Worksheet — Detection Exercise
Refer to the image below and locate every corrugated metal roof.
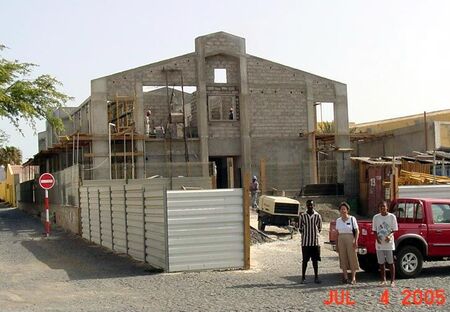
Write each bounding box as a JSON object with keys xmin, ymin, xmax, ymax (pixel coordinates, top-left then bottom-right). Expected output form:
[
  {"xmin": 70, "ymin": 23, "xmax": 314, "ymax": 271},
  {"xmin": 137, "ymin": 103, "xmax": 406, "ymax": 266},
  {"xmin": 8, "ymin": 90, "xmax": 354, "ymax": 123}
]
[{"xmin": 351, "ymin": 157, "xmax": 401, "ymax": 165}]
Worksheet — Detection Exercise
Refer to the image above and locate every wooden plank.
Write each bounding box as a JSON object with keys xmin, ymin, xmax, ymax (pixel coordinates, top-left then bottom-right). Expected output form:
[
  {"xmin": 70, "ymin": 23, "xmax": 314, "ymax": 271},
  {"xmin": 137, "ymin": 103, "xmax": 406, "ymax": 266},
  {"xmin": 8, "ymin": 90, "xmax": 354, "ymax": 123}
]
[
  {"xmin": 243, "ymin": 171, "xmax": 250, "ymax": 270},
  {"xmin": 260, "ymin": 158, "xmax": 266, "ymax": 195}
]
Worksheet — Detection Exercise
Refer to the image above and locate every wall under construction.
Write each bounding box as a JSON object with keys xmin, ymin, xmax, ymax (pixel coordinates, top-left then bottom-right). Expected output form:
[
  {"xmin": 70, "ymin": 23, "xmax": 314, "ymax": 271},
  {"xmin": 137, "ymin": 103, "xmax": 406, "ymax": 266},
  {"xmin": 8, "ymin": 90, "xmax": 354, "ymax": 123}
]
[{"xmin": 38, "ymin": 32, "xmax": 351, "ymax": 193}]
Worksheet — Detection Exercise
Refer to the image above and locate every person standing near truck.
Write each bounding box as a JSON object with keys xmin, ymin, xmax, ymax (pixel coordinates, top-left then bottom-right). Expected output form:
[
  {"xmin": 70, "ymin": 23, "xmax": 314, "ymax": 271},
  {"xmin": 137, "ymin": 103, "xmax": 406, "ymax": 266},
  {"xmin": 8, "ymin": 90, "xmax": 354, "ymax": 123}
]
[
  {"xmin": 299, "ymin": 200, "xmax": 322, "ymax": 284},
  {"xmin": 335, "ymin": 202, "xmax": 359, "ymax": 284},
  {"xmin": 372, "ymin": 200, "xmax": 398, "ymax": 287}
]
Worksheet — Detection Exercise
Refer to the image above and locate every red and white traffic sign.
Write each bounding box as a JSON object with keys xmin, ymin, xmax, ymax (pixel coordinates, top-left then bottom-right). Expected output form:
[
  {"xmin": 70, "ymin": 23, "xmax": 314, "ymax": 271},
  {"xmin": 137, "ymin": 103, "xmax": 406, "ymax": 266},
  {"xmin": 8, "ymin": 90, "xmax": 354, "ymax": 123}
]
[
  {"xmin": 39, "ymin": 173, "xmax": 55, "ymax": 237},
  {"xmin": 39, "ymin": 173, "xmax": 55, "ymax": 190}
]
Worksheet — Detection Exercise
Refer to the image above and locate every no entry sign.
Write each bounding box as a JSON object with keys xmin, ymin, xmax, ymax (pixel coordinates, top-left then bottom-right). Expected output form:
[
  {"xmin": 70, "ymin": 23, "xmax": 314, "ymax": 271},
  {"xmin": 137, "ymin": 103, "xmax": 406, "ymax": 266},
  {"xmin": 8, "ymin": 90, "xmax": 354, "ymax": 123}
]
[{"xmin": 39, "ymin": 173, "xmax": 55, "ymax": 190}]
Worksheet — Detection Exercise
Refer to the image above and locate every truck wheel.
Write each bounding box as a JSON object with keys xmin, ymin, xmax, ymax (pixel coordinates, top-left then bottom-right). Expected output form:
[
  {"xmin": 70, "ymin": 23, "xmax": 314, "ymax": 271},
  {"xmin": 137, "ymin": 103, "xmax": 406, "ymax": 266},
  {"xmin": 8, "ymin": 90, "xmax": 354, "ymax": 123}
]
[
  {"xmin": 396, "ymin": 246, "xmax": 423, "ymax": 278},
  {"xmin": 258, "ymin": 219, "xmax": 266, "ymax": 232},
  {"xmin": 358, "ymin": 255, "xmax": 378, "ymax": 273}
]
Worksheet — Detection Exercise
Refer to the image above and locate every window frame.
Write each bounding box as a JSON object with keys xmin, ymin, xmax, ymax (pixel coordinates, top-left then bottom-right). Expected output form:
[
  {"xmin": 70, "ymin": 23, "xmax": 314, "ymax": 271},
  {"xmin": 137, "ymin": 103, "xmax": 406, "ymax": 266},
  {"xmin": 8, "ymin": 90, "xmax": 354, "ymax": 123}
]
[{"xmin": 207, "ymin": 95, "xmax": 238, "ymax": 121}]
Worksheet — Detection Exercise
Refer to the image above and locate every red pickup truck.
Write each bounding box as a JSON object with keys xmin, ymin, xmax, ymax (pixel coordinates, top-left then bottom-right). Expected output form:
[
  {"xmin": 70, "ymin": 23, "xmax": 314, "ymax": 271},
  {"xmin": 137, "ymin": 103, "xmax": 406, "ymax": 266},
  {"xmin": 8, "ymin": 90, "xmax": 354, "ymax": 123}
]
[{"xmin": 329, "ymin": 198, "xmax": 450, "ymax": 278}]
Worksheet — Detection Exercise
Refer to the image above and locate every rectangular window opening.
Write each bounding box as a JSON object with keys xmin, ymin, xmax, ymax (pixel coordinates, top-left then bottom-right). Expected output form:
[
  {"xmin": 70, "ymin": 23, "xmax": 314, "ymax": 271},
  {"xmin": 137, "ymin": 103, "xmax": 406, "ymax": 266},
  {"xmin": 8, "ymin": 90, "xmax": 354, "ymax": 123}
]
[
  {"xmin": 214, "ymin": 68, "xmax": 227, "ymax": 83},
  {"xmin": 315, "ymin": 102, "xmax": 335, "ymax": 134},
  {"xmin": 207, "ymin": 95, "xmax": 239, "ymax": 121},
  {"xmin": 142, "ymin": 85, "xmax": 198, "ymax": 138}
]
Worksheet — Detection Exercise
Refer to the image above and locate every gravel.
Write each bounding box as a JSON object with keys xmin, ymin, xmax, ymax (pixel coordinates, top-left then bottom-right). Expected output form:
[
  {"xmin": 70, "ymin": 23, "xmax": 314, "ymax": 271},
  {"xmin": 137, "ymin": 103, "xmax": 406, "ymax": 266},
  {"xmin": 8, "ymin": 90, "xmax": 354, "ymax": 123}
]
[{"xmin": 1, "ymin": 207, "xmax": 450, "ymax": 311}]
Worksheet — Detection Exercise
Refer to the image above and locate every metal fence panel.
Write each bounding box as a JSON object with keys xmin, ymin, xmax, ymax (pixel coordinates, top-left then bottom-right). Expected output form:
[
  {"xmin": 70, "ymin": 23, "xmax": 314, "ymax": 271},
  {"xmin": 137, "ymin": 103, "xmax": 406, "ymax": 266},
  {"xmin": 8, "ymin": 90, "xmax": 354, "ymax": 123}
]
[
  {"xmin": 111, "ymin": 185, "xmax": 126, "ymax": 253},
  {"xmin": 144, "ymin": 186, "xmax": 167, "ymax": 270},
  {"xmin": 88, "ymin": 188, "xmax": 101, "ymax": 245},
  {"xmin": 80, "ymin": 187, "xmax": 90, "ymax": 241},
  {"xmin": 99, "ymin": 186, "xmax": 113, "ymax": 249},
  {"xmin": 125, "ymin": 185, "xmax": 145, "ymax": 261},
  {"xmin": 166, "ymin": 189, "xmax": 244, "ymax": 272}
]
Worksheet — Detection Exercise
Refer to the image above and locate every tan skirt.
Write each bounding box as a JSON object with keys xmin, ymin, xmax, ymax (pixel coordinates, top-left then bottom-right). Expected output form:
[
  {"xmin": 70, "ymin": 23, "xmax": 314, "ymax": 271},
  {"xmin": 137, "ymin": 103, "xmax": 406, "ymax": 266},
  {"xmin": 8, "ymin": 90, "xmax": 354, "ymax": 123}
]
[{"xmin": 337, "ymin": 233, "xmax": 359, "ymax": 271}]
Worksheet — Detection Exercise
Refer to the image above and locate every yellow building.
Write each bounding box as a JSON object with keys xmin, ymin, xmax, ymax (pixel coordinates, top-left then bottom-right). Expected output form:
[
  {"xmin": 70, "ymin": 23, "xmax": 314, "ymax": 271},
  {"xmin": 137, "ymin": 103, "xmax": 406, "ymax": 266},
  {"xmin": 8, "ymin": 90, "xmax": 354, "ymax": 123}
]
[
  {"xmin": 352, "ymin": 109, "xmax": 450, "ymax": 157},
  {"xmin": 0, "ymin": 165, "xmax": 22, "ymax": 206},
  {"xmin": 352, "ymin": 109, "xmax": 450, "ymax": 134}
]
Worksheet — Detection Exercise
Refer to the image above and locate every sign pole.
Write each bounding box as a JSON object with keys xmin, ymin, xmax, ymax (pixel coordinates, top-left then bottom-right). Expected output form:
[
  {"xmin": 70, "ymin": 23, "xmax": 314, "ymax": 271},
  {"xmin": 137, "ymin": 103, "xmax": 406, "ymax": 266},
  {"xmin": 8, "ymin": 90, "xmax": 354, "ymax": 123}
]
[
  {"xmin": 39, "ymin": 172, "xmax": 55, "ymax": 237},
  {"xmin": 44, "ymin": 189, "xmax": 50, "ymax": 237}
]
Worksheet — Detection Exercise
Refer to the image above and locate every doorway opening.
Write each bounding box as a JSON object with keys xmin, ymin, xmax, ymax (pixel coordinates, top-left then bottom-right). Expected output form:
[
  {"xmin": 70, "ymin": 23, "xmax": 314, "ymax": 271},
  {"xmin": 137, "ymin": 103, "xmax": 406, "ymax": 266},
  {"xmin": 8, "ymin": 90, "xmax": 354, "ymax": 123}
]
[{"xmin": 210, "ymin": 156, "xmax": 240, "ymax": 189}]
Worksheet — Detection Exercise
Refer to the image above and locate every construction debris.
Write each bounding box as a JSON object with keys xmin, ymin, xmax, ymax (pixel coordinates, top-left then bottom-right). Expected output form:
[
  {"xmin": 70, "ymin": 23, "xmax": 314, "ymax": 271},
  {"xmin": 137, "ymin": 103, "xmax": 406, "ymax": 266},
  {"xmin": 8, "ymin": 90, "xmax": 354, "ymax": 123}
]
[{"xmin": 250, "ymin": 226, "xmax": 274, "ymax": 245}]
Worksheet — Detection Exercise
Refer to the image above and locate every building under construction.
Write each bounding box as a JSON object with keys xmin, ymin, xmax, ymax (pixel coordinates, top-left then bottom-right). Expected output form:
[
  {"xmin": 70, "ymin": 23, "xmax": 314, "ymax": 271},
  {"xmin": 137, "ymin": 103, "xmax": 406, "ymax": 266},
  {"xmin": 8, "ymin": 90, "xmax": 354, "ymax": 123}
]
[{"xmin": 33, "ymin": 31, "xmax": 351, "ymax": 192}]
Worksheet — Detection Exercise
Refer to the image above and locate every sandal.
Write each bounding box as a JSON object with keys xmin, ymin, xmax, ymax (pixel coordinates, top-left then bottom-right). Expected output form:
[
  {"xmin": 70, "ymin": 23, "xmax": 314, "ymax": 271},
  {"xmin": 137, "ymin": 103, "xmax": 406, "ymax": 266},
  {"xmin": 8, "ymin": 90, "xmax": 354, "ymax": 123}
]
[
  {"xmin": 342, "ymin": 278, "xmax": 348, "ymax": 284},
  {"xmin": 350, "ymin": 280, "xmax": 356, "ymax": 285}
]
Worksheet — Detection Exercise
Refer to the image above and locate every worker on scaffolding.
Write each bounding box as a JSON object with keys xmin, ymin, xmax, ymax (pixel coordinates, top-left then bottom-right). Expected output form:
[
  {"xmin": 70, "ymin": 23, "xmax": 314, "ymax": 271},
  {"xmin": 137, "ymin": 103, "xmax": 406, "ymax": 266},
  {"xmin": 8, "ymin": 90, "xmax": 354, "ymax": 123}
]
[
  {"xmin": 228, "ymin": 107, "xmax": 234, "ymax": 120},
  {"xmin": 145, "ymin": 109, "xmax": 152, "ymax": 136}
]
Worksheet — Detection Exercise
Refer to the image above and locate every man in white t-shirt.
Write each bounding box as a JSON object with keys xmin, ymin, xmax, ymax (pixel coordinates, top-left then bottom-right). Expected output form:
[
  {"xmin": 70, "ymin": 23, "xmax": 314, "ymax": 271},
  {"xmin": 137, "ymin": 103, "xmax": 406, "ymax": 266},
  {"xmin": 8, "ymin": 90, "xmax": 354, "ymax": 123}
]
[{"xmin": 372, "ymin": 200, "xmax": 398, "ymax": 286}]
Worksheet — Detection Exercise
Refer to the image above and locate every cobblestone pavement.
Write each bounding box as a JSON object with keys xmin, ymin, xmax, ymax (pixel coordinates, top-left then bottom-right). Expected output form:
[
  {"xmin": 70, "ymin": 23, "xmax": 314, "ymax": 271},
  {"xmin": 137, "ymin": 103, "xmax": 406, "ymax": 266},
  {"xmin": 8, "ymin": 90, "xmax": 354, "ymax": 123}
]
[{"xmin": 1, "ymin": 207, "xmax": 450, "ymax": 311}]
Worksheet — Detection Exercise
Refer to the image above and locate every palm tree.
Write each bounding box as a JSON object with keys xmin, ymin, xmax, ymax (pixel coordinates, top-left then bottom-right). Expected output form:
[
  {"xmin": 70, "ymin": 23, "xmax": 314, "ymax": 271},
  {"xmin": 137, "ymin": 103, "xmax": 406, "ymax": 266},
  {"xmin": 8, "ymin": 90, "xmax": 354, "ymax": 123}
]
[
  {"xmin": 317, "ymin": 121, "xmax": 335, "ymax": 134},
  {"xmin": 0, "ymin": 146, "xmax": 22, "ymax": 172}
]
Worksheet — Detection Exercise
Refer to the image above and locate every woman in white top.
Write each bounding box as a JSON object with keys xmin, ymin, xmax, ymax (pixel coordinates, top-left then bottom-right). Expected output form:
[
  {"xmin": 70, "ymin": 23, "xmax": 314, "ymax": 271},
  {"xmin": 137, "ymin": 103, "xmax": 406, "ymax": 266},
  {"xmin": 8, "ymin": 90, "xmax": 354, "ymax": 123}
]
[{"xmin": 335, "ymin": 202, "xmax": 359, "ymax": 284}]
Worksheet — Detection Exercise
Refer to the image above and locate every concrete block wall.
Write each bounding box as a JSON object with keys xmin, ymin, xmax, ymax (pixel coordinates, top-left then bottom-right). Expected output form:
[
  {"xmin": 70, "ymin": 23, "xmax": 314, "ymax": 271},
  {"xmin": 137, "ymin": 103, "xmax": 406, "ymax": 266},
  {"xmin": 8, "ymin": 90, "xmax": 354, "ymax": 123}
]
[
  {"xmin": 311, "ymin": 79, "xmax": 336, "ymax": 102},
  {"xmin": 106, "ymin": 54, "xmax": 198, "ymax": 102},
  {"xmin": 19, "ymin": 201, "xmax": 81, "ymax": 235},
  {"xmin": 71, "ymin": 100, "xmax": 91, "ymax": 134},
  {"xmin": 245, "ymin": 55, "xmax": 343, "ymax": 189},
  {"xmin": 354, "ymin": 122, "xmax": 436, "ymax": 157},
  {"xmin": 208, "ymin": 122, "xmax": 240, "ymax": 138},
  {"xmin": 251, "ymin": 138, "xmax": 310, "ymax": 191},
  {"xmin": 247, "ymin": 57, "xmax": 307, "ymax": 84},
  {"xmin": 249, "ymin": 88, "xmax": 307, "ymax": 137},
  {"xmin": 143, "ymin": 88, "xmax": 193, "ymax": 130},
  {"xmin": 144, "ymin": 140, "xmax": 200, "ymax": 161},
  {"xmin": 203, "ymin": 32, "xmax": 242, "ymax": 56},
  {"xmin": 205, "ymin": 54, "xmax": 240, "ymax": 85},
  {"xmin": 55, "ymin": 205, "xmax": 81, "ymax": 234},
  {"xmin": 144, "ymin": 139, "xmax": 202, "ymax": 177}
]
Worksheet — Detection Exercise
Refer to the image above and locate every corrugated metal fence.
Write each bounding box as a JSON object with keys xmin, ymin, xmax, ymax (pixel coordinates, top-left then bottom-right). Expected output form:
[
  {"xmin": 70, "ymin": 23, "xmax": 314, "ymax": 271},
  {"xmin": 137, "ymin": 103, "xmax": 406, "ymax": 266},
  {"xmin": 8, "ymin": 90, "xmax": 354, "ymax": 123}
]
[
  {"xmin": 80, "ymin": 182, "xmax": 244, "ymax": 272},
  {"xmin": 80, "ymin": 183, "xmax": 167, "ymax": 270}
]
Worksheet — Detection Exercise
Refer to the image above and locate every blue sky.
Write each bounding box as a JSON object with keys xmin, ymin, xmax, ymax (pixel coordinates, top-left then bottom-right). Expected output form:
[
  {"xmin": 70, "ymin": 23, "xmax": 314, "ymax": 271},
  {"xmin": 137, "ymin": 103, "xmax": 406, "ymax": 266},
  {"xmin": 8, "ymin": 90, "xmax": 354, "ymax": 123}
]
[{"xmin": 1, "ymin": 0, "xmax": 450, "ymax": 159}]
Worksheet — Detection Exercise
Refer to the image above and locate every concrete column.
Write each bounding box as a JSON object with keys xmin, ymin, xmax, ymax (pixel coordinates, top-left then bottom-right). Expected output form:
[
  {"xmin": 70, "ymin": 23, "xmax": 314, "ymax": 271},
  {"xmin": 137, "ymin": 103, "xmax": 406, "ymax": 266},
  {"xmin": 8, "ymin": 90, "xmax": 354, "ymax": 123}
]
[
  {"xmin": 305, "ymin": 81, "xmax": 317, "ymax": 184},
  {"xmin": 238, "ymin": 37, "xmax": 252, "ymax": 177},
  {"xmin": 195, "ymin": 37, "xmax": 210, "ymax": 176},
  {"xmin": 90, "ymin": 78, "xmax": 109, "ymax": 180},
  {"xmin": 134, "ymin": 81, "xmax": 145, "ymax": 178},
  {"xmin": 334, "ymin": 83, "xmax": 351, "ymax": 184}
]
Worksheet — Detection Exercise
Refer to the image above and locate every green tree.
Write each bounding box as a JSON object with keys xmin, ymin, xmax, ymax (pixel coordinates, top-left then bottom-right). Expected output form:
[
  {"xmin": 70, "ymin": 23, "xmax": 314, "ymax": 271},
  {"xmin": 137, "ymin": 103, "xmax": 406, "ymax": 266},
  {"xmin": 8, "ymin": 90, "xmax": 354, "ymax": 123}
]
[
  {"xmin": 316, "ymin": 121, "xmax": 357, "ymax": 134},
  {"xmin": 0, "ymin": 146, "xmax": 22, "ymax": 170},
  {"xmin": 0, "ymin": 44, "xmax": 72, "ymax": 134},
  {"xmin": 316, "ymin": 121, "xmax": 335, "ymax": 134}
]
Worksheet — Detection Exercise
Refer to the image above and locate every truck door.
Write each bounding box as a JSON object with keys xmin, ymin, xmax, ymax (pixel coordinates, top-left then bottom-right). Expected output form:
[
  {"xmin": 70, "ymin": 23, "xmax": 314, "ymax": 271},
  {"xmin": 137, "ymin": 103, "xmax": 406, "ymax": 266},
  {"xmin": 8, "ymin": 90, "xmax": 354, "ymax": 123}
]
[
  {"xmin": 428, "ymin": 202, "xmax": 450, "ymax": 256},
  {"xmin": 393, "ymin": 200, "xmax": 426, "ymax": 243}
]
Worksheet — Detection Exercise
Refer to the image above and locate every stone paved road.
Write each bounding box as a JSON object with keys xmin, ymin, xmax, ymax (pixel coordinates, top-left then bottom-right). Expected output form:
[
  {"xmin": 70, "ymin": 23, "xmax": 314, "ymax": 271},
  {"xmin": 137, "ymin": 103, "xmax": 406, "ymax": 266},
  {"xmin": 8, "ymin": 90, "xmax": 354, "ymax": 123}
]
[{"xmin": 1, "ymin": 207, "xmax": 450, "ymax": 311}]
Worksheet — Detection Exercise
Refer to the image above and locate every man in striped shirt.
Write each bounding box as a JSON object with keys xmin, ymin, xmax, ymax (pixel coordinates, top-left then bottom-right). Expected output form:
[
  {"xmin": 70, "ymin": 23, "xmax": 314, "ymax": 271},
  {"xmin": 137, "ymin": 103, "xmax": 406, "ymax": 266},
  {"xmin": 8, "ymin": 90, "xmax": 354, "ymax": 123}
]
[{"xmin": 299, "ymin": 199, "xmax": 322, "ymax": 284}]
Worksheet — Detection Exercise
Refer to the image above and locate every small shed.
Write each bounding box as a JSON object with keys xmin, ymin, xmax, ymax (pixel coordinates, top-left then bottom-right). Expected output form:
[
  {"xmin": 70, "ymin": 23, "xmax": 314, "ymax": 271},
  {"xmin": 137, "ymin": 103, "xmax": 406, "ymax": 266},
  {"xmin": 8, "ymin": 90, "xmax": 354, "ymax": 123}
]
[{"xmin": 352, "ymin": 157, "xmax": 401, "ymax": 216}]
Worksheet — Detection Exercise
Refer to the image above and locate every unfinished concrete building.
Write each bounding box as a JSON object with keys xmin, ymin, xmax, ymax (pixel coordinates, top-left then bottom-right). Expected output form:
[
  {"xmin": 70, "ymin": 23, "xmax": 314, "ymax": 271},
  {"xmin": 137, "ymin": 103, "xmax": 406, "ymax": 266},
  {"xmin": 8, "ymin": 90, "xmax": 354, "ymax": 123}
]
[{"xmin": 35, "ymin": 32, "xmax": 350, "ymax": 192}]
